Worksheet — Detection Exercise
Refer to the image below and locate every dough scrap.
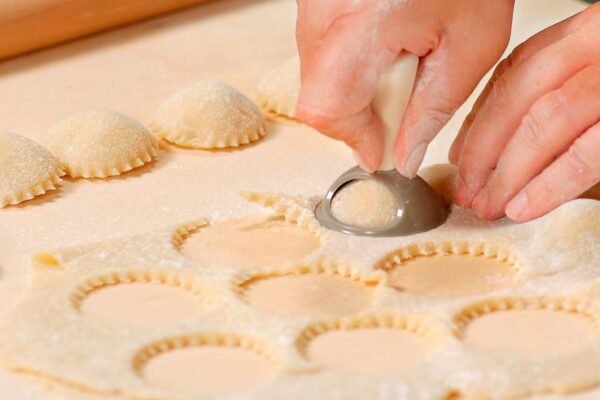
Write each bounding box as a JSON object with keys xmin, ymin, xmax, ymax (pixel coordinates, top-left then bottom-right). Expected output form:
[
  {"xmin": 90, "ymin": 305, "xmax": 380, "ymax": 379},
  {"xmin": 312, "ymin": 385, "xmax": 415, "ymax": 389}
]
[
  {"xmin": 331, "ymin": 179, "xmax": 400, "ymax": 229},
  {"xmin": 255, "ymin": 56, "xmax": 300, "ymax": 121},
  {"xmin": 150, "ymin": 80, "xmax": 266, "ymax": 149},
  {"xmin": 44, "ymin": 110, "xmax": 159, "ymax": 178},
  {"xmin": 0, "ymin": 132, "xmax": 64, "ymax": 207}
]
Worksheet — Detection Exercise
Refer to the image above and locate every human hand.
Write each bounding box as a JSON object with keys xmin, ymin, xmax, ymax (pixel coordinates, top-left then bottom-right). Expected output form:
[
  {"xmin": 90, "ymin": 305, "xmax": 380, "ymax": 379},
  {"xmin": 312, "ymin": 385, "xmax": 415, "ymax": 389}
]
[
  {"xmin": 295, "ymin": 0, "xmax": 514, "ymax": 175},
  {"xmin": 451, "ymin": 3, "xmax": 600, "ymax": 222}
]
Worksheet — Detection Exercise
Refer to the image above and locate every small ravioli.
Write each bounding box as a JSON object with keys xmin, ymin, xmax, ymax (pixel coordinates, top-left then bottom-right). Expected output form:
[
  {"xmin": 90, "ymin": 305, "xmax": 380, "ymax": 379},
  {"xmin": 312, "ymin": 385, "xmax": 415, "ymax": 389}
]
[
  {"xmin": 45, "ymin": 110, "xmax": 159, "ymax": 178},
  {"xmin": 331, "ymin": 180, "xmax": 400, "ymax": 229},
  {"xmin": 0, "ymin": 132, "xmax": 64, "ymax": 207},
  {"xmin": 255, "ymin": 56, "xmax": 300, "ymax": 121},
  {"xmin": 151, "ymin": 80, "xmax": 266, "ymax": 149}
]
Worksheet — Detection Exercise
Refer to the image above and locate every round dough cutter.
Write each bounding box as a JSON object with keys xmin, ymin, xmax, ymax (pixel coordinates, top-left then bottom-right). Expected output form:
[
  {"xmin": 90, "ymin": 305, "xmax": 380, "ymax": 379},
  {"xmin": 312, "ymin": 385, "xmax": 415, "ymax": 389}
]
[{"xmin": 316, "ymin": 54, "xmax": 448, "ymax": 237}]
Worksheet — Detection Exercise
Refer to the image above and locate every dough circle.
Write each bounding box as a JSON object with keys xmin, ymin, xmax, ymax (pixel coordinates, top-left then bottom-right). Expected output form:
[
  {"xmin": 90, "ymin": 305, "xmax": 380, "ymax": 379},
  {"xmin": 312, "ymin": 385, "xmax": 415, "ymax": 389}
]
[
  {"xmin": 80, "ymin": 282, "xmax": 204, "ymax": 328},
  {"xmin": 255, "ymin": 56, "xmax": 300, "ymax": 120},
  {"xmin": 179, "ymin": 216, "xmax": 320, "ymax": 269},
  {"xmin": 141, "ymin": 345, "xmax": 275, "ymax": 396},
  {"xmin": 331, "ymin": 180, "xmax": 400, "ymax": 229},
  {"xmin": 44, "ymin": 110, "xmax": 159, "ymax": 178},
  {"xmin": 243, "ymin": 273, "xmax": 372, "ymax": 318},
  {"xmin": 462, "ymin": 309, "xmax": 597, "ymax": 356},
  {"xmin": 388, "ymin": 254, "xmax": 514, "ymax": 298},
  {"xmin": 0, "ymin": 132, "xmax": 64, "ymax": 207},
  {"xmin": 306, "ymin": 328, "xmax": 430, "ymax": 374},
  {"xmin": 151, "ymin": 80, "xmax": 266, "ymax": 149}
]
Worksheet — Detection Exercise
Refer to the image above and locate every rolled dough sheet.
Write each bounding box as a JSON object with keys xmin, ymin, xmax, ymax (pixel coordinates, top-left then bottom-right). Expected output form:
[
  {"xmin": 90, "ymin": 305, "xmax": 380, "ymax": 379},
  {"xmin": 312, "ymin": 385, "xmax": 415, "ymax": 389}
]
[{"xmin": 0, "ymin": 0, "xmax": 593, "ymax": 399}]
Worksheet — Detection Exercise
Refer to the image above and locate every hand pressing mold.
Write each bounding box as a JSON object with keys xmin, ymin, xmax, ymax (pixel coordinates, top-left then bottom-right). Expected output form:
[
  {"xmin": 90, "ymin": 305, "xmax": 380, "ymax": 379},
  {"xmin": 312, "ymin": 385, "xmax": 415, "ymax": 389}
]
[
  {"xmin": 0, "ymin": 132, "xmax": 64, "ymax": 208},
  {"xmin": 150, "ymin": 80, "xmax": 266, "ymax": 149}
]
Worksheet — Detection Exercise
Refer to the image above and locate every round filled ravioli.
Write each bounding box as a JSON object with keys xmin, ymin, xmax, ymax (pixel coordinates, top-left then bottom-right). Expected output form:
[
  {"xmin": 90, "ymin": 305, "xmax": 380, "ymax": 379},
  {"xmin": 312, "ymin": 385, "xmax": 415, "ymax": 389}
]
[
  {"xmin": 0, "ymin": 132, "xmax": 64, "ymax": 207},
  {"xmin": 44, "ymin": 110, "xmax": 159, "ymax": 178},
  {"xmin": 255, "ymin": 56, "xmax": 300, "ymax": 121},
  {"xmin": 150, "ymin": 80, "xmax": 266, "ymax": 149}
]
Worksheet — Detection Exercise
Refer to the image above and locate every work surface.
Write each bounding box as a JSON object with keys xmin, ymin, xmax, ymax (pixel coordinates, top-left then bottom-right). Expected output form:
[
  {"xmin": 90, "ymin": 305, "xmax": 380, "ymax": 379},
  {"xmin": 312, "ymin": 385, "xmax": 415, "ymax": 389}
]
[{"xmin": 0, "ymin": 0, "xmax": 594, "ymax": 398}]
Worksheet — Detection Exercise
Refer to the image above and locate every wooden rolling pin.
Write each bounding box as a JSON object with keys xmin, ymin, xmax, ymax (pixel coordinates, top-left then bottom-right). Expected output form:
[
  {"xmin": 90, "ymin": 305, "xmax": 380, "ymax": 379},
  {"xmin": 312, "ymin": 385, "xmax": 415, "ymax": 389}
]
[{"xmin": 0, "ymin": 0, "xmax": 210, "ymax": 61}]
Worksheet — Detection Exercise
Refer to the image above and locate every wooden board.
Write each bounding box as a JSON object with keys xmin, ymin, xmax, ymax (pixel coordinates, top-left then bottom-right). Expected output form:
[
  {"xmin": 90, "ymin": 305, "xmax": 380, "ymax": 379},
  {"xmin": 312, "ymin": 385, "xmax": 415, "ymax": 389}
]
[
  {"xmin": 0, "ymin": 0, "xmax": 210, "ymax": 60},
  {"xmin": 0, "ymin": 0, "xmax": 593, "ymax": 398}
]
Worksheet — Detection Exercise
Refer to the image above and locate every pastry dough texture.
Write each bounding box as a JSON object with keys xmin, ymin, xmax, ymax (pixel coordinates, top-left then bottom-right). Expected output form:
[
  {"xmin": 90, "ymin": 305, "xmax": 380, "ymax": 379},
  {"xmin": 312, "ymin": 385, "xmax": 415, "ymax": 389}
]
[
  {"xmin": 44, "ymin": 110, "xmax": 159, "ymax": 178},
  {"xmin": 150, "ymin": 80, "xmax": 266, "ymax": 149},
  {"xmin": 255, "ymin": 56, "xmax": 300, "ymax": 121},
  {"xmin": 3, "ymin": 166, "xmax": 600, "ymax": 400},
  {"xmin": 331, "ymin": 179, "xmax": 400, "ymax": 229},
  {"xmin": 0, "ymin": 132, "xmax": 64, "ymax": 207}
]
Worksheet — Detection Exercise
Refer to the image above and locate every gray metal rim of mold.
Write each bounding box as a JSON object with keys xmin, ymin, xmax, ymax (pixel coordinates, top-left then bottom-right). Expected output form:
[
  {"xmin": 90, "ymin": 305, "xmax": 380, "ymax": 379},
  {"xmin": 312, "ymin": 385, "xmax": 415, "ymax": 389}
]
[{"xmin": 316, "ymin": 166, "xmax": 449, "ymax": 237}]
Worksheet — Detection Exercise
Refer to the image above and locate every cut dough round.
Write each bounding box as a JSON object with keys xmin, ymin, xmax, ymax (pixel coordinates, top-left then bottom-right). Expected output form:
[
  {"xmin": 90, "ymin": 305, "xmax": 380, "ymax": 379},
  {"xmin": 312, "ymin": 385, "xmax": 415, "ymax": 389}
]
[
  {"xmin": 45, "ymin": 110, "xmax": 159, "ymax": 178},
  {"xmin": 80, "ymin": 282, "xmax": 204, "ymax": 328},
  {"xmin": 331, "ymin": 180, "xmax": 400, "ymax": 229},
  {"xmin": 243, "ymin": 273, "xmax": 372, "ymax": 318},
  {"xmin": 0, "ymin": 132, "xmax": 64, "ymax": 207},
  {"xmin": 141, "ymin": 345, "xmax": 276, "ymax": 396},
  {"xmin": 255, "ymin": 56, "xmax": 300, "ymax": 121},
  {"xmin": 151, "ymin": 80, "xmax": 266, "ymax": 149},
  {"xmin": 462, "ymin": 309, "xmax": 596, "ymax": 356},
  {"xmin": 388, "ymin": 254, "xmax": 514, "ymax": 298},
  {"xmin": 179, "ymin": 216, "xmax": 320, "ymax": 269},
  {"xmin": 306, "ymin": 328, "xmax": 430, "ymax": 374}
]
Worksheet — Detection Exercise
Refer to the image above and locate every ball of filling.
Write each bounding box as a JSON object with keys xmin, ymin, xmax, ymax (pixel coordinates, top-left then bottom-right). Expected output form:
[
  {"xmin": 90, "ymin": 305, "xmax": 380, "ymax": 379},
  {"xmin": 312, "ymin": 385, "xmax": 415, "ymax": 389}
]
[{"xmin": 330, "ymin": 180, "xmax": 400, "ymax": 229}]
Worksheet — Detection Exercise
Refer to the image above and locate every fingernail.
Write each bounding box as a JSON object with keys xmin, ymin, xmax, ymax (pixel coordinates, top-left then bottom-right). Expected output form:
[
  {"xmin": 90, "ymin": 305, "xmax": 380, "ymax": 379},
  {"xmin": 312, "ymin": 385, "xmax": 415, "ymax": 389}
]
[
  {"xmin": 506, "ymin": 192, "xmax": 528, "ymax": 220},
  {"xmin": 399, "ymin": 142, "xmax": 428, "ymax": 178}
]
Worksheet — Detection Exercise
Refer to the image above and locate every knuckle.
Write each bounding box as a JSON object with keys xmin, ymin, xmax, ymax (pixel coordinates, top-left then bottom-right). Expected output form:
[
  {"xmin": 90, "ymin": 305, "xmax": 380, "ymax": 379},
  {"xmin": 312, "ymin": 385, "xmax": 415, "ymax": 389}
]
[
  {"xmin": 518, "ymin": 114, "xmax": 546, "ymax": 153},
  {"xmin": 565, "ymin": 141, "xmax": 598, "ymax": 179}
]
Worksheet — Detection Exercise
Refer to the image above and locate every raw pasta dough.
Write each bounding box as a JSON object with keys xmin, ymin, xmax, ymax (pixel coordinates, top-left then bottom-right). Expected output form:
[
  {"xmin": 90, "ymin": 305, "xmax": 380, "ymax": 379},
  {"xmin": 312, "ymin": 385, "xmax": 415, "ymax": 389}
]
[
  {"xmin": 0, "ymin": 132, "xmax": 64, "ymax": 207},
  {"xmin": 331, "ymin": 179, "xmax": 399, "ymax": 229},
  {"xmin": 44, "ymin": 110, "xmax": 158, "ymax": 178},
  {"xmin": 255, "ymin": 56, "xmax": 300, "ymax": 121},
  {"xmin": 151, "ymin": 80, "xmax": 266, "ymax": 149}
]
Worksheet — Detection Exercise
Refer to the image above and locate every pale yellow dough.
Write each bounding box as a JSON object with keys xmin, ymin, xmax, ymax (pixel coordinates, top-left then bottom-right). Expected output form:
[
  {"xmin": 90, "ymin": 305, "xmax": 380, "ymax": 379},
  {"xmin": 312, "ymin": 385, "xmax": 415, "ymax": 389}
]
[
  {"xmin": 331, "ymin": 179, "xmax": 400, "ymax": 229},
  {"xmin": 0, "ymin": 132, "xmax": 64, "ymax": 207},
  {"xmin": 150, "ymin": 80, "xmax": 266, "ymax": 149},
  {"xmin": 255, "ymin": 56, "xmax": 300, "ymax": 121},
  {"xmin": 44, "ymin": 110, "xmax": 159, "ymax": 178},
  {"xmin": 4, "ymin": 183, "xmax": 600, "ymax": 400}
]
